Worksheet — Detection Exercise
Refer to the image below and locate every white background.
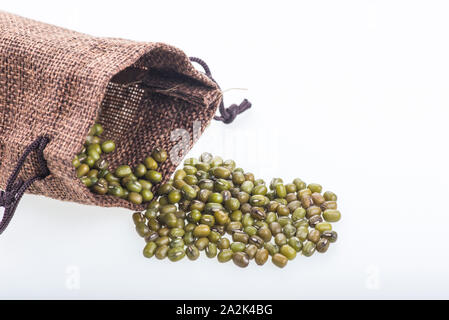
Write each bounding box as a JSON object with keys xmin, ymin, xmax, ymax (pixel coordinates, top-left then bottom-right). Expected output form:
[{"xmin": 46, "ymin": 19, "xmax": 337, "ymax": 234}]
[{"xmin": 1, "ymin": 0, "xmax": 449, "ymax": 299}]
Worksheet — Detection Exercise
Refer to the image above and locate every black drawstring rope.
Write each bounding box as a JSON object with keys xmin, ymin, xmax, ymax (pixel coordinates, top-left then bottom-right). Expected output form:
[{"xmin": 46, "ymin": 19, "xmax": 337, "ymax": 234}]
[
  {"xmin": 190, "ymin": 57, "xmax": 251, "ymax": 124},
  {"xmin": 0, "ymin": 136, "xmax": 50, "ymax": 234}
]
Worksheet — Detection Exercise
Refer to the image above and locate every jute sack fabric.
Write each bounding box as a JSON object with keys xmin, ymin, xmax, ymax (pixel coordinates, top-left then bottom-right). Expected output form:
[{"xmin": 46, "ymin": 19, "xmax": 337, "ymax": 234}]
[{"xmin": 0, "ymin": 11, "xmax": 223, "ymax": 215}]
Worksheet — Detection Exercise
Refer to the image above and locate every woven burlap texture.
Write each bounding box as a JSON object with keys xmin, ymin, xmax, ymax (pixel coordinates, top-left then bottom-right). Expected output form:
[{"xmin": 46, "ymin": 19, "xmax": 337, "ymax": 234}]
[{"xmin": 0, "ymin": 11, "xmax": 221, "ymax": 210}]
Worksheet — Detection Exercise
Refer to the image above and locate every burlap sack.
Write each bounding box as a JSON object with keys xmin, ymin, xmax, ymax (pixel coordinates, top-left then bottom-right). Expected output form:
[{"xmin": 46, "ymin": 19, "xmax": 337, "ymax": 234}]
[{"xmin": 0, "ymin": 11, "xmax": 250, "ymax": 233}]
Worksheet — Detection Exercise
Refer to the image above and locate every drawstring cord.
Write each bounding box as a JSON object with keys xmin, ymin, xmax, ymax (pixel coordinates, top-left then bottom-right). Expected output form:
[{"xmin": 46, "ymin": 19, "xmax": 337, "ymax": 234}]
[
  {"xmin": 0, "ymin": 136, "xmax": 50, "ymax": 234},
  {"xmin": 190, "ymin": 57, "xmax": 252, "ymax": 124}
]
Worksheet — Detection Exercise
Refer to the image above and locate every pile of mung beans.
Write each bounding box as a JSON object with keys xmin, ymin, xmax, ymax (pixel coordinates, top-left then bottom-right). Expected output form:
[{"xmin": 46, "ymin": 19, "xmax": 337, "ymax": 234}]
[{"xmin": 74, "ymin": 124, "xmax": 341, "ymax": 268}]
